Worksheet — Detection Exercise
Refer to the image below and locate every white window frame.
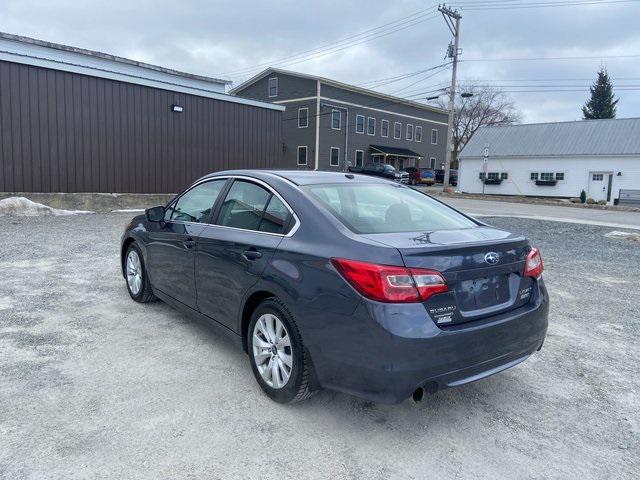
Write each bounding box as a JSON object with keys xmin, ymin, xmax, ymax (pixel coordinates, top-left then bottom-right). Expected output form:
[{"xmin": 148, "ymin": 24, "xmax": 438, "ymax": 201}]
[
  {"xmin": 415, "ymin": 126, "xmax": 423, "ymax": 142},
  {"xmin": 297, "ymin": 146, "xmax": 308, "ymax": 166},
  {"xmin": 381, "ymin": 119, "xmax": 389, "ymax": 138},
  {"xmin": 429, "ymin": 157, "xmax": 436, "ymax": 169},
  {"xmin": 394, "ymin": 121, "xmax": 402, "ymax": 139},
  {"xmin": 431, "ymin": 129, "xmax": 438, "ymax": 145},
  {"xmin": 555, "ymin": 172, "xmax": 566, "ymax": 182},
  {"xmin": 298, "ymin": 107, "xmax": 309, "ymax": 128},
  {"xmin": 331, "ymin": 110, "xmax": 341, "ymax": 130},
  {"xmin": 330, "ymin": 147, "xmax": 340, "ymax": 167},
  {"xmin": 355, "ymin": 150, "xmax": 364, "ymax": 167},
  {"xmin": 367, "ymin": 117, "xmax": 376, "ymax": 136},
  {"xmin": 355, "ymin": 114, "xmax": 365, "ymax": 134},
  {"xmin": 268, "ymin": 77, "xmax": 278, "ymax": 98},
  {"xmin": 406, "ymin": 124, "xmax": 414, "ymax": 141}
]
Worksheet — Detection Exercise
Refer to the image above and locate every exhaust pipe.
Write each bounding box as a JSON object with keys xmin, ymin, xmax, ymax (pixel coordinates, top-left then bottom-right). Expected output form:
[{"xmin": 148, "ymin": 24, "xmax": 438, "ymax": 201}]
[{"xmin": 412, "ymin": 387, "xmax": 425, "ymax": 403}]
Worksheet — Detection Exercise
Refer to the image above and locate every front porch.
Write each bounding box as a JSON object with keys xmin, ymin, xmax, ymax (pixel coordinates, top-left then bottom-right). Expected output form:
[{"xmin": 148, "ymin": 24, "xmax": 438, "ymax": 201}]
[{"xmin": 369, "ymin": 145, "xmax": 423, "ymax": 170}]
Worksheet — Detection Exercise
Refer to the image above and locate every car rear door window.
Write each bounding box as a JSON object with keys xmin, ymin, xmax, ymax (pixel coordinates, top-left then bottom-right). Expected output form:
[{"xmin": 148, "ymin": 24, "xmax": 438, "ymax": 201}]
[
  {"xmin": 165, "ymin": 179, "xmax": 226, "ymax": 223},
  {"xmin": 217, "ymin": 180, "xmax": 272, "ymax": 231}
]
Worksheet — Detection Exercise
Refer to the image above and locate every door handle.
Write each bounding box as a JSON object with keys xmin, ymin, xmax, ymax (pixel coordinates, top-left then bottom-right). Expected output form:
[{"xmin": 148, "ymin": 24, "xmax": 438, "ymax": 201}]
[
  {"xmin": 183, "ymin": 237, "xmax": 196, "ymax": 249},
  {"xmin": 242, "ymin": 249, "xmax": 262, "ymax": 261}
]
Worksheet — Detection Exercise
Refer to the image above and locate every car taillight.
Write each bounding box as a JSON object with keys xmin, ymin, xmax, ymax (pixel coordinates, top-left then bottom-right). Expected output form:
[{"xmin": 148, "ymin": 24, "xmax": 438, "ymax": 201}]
[
  {"xmin": 524, "ymin": 247, "xmax": 544, "ymax": 279},
  {"xmin": 331, "ymin": 258, "xmax": 448, "ymax": 303}
]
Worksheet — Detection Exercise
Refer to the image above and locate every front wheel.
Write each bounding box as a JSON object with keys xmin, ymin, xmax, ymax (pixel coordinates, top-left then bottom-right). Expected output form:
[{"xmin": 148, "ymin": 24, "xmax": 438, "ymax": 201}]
[
  {"xmin": 124, "ymin": 243, "xmax": 156, "ymax": 303},
  {"xmin": 248, "ymin": 298, "xmax": 313, "ymax": 403}
]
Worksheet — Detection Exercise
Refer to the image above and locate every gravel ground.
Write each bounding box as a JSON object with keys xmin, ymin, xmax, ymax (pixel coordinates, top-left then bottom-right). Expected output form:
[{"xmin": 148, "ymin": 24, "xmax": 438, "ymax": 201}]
[{"xmin": 0, "ymin": 213, "xmax": 638, "ymax": 479}]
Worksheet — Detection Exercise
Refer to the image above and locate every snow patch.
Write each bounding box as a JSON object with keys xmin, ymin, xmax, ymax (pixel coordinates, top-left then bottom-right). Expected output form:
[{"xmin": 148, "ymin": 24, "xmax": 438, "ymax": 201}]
[
  {"xmin": 0, "ymin": 197, "xmax": 94, "ymax": 216},
  {"xmin": 604, "ymin": 230, "xmax": 640, "ymax": 242}
]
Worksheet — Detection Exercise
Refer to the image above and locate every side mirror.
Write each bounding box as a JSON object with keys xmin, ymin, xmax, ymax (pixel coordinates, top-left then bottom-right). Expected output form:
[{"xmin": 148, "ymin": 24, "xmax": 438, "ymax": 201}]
[{"xmin": 145, "ymin": 205, "xmax": 165, "ymax": 222}]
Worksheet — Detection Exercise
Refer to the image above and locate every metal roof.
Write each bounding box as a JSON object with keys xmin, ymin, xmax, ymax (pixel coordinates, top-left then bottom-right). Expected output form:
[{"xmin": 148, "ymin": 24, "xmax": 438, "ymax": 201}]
[
  {"xmin": 0, "ymin": 32, "xmax": 286, "ymax": 111},
  {"xmin": 460, "ymin": 117, "xmax": 640, "ymax": 158},
  {"xmin": 0, "ymin": 32, "xmax": 231, "ymax": 85},
  {"xmin": 229, "ymin": 67, "xmax": 448, "ymax": 115}
]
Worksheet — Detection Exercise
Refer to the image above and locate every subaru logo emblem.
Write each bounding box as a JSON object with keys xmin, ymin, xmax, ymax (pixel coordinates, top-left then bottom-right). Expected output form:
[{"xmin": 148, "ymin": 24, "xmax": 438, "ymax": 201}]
[{"xmin": 484, "ymin": 252, "xmax": 500, "ymax": 265}]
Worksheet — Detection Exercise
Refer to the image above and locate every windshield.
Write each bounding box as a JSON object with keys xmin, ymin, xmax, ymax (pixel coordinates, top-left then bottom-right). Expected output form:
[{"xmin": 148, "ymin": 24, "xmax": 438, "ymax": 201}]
[{"xmin": 304, "ymin": 183, "xmax": 477, "ymax": 234}]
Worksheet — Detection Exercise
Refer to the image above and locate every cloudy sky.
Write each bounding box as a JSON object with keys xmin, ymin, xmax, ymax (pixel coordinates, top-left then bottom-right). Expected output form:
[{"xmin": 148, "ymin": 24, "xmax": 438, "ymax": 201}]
[{"xmin": 1, "ymin": 0, "xmax": 639, "ymax": 122}]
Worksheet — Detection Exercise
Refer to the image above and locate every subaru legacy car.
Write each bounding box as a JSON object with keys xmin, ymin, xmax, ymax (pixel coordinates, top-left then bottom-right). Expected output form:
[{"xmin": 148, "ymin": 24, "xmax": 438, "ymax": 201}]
[{"xmin": 121, "ymin": 170, "xmax": 548, "ymax": 404}]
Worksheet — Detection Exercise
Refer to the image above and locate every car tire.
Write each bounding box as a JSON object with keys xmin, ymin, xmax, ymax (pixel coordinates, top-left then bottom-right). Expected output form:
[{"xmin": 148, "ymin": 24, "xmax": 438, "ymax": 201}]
[
  {"xmin": 248, "ymin": 298, "xmax": 313, "ymax": 403},
  {"xmin": 124, "ymin": 242, "xmax": 156, "ymax": 303}
]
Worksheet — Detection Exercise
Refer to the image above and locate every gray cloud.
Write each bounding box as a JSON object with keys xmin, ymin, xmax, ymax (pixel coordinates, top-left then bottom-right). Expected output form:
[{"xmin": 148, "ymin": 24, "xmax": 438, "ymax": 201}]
[{"xmin": 1, "ymin": 0, "xmax": 638, "ymax": 122}]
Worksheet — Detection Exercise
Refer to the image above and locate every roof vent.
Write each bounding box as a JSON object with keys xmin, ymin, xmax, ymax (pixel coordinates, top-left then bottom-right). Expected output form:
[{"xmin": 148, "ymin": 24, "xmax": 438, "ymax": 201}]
[{"xmin": 345, "ymin": 174, "xmax": 355, "ymax": 179}]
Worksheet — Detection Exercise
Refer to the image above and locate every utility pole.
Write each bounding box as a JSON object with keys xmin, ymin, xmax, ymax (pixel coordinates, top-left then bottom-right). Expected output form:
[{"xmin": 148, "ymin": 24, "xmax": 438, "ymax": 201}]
[{"xmin": 439, "ymin": 4, "xmax": 461, "ymax": 191}]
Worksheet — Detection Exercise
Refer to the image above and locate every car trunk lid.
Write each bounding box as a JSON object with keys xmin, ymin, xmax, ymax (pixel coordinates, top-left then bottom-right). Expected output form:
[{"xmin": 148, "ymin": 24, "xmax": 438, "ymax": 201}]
[{"xmin": 363, "ymin": 227, "xmax": 535, "ymax": 325}]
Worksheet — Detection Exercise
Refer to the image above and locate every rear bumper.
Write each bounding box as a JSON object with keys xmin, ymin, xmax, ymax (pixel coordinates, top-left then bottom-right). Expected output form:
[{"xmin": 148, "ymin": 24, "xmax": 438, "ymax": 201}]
[{"xmin": 307, "ymin": 283, "xmax": 549, "ymax": 404}]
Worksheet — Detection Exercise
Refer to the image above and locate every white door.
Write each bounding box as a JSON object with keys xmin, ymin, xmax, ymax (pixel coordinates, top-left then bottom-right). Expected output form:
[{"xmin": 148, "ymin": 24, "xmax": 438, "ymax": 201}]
[{"xmin": 588, "ymin": 172, "xmax": 612, "ymax": 202}]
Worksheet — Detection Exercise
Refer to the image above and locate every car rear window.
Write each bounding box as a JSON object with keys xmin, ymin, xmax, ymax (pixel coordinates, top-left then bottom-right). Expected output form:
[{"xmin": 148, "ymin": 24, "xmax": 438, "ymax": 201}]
[{"xmin": 303, "ymin": 183, "xmax": 477, "ymax": 234}]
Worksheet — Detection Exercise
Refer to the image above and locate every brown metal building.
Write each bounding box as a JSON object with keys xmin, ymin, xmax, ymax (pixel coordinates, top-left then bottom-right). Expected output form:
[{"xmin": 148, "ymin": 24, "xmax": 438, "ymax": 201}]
[{"xmin": 0, "ymin": 33, "xmax": 284, "ymax": 194}]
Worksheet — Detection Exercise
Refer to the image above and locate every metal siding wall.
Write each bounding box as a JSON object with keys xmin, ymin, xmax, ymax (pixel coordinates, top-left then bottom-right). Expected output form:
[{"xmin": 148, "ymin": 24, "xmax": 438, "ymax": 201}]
[{"xmin": 0, "ymin": 60, "xmax": 282, "ymax": 193}]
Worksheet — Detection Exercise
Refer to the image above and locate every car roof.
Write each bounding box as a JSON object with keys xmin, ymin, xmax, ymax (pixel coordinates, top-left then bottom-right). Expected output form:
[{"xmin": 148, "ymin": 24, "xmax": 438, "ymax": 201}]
[{"xmin": 201, "ymin": 169, "xmax": 392, "ymax": 186}]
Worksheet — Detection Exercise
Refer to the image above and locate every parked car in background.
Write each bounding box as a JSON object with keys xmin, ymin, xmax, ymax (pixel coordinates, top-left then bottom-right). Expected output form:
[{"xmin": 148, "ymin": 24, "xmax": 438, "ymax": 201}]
[
  {"xmin": 348, "ymin": 162, "xmax": 409, "ymax": 183},
  {"xmin": 121, "ymin": 170, "xmax": 549, "ymax": 405},
  {"xmin": 404, "ymin": 167, "xmax": 421, "ymax": 186},
  {"xmin": 419, "ymin": 169, "xmax": 436, "ymax": 185},
  {"xmin": 435, "ymin": 169, "xmax": 458, "ymax": 186}
]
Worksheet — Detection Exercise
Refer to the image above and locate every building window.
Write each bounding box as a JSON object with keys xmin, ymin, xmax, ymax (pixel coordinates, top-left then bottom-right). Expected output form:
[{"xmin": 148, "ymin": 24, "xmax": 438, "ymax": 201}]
[
  {"xmin": 556, "ymin": 172, "xmax": 565, "ymax": 181},
  {"xmin": 268, "ymin": 77, "xmax": 278, "ymax": 98},
  {"xmin": 501, "ymin": 172, "xmax": 508, "ymax": 180},
  {"xmin": 394, "ymin": 122, "xmax": 401, "ymax": 139},
  {"xmin": 431, "ymin": 129, "xmax": 438, "ymax": 145},
  {"xmin": 330, "ymin": 147, "xmax": 340, "ymax": 167},
  {"xmin": 540, "ymin": 172, "xmax": 554, "ymax": 181},
  {"xmin": 331, "ymin": 110, "xmax": 341, "ymax": 130},
  {"xmin": 356, "ymin": 115, "xmax": 365, "ymax": 134},
  {"xmin": 381, "ymin": 119, "xmax": 389, "ymax": 138},
  {"xmin": 530, "ymin": 172, "xmax": 539, "ymax": 181},
  {"xmin": 355, "ymin": 150, "xmax": 364, "ymax": 167},
  {"xmin": 367, "ymin": 117, "xmax": 376, "ymax": 135},
  {"xmin": 592, "ymin": 173, "xmax": 603, "ymax": 181},
  {"xmin": 415, "ymin": 126, "xmax": 423, "ymax": 142},
  {"xmin": 406, "ymin": 124, "xmax": 414, "ymax": 141},
  {"xmin": 487, "ymin": 172, "xmax": 500, "ymax": 180},
  {"xmin": 297, "ymin": 146, "xmax": 307, "ymax": 166},
  {"xmin": 429, "ymin": 157, "xmax": 436, "ymax": 169},
  {"xmin": 298, "ymin": 108, "xmax": 308, "ymax": 128}
]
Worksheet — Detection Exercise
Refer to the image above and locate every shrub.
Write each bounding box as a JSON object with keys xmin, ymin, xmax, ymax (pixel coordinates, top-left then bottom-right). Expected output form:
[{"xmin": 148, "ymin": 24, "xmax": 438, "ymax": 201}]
[
  {"xmin": 586, "ymin": 198, "xmax": 596, "ymax": 204},
  {"xmin": 570, "ymin": 197, "xmax": 581, "ymax": 203},
  {"xmin": 598, "ymin": 200, "xmax": 607, "ymax": 206},
  {"xmin": 580, "ymin": 190, "xmax": 587, "ymax": 203}
]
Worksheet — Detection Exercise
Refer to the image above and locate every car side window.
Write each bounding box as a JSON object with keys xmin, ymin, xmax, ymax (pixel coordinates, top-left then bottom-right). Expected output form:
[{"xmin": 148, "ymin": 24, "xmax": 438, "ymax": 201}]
[
  {"xmin": 165, "ymin": 179, "xmax": 226, "ymax": 223},
  {"xmin": 217, "ymin": 180, "xmax": 272, "ymax": 231},
  {"xmin": 259, "ymin": 195, "xmax": 292, "ymax": 234}
]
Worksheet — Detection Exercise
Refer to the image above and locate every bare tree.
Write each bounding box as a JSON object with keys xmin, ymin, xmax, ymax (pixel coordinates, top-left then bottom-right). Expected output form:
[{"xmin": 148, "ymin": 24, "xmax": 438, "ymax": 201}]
[{"xmin": 437, "ymin": 83, "xmax": 521, "ymax": 168}]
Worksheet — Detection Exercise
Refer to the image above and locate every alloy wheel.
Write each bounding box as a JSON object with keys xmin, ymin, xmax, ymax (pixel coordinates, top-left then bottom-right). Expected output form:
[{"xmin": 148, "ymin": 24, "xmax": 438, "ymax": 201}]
[
  {"xmin": 126, "ymin": 250, "xmax": 143, "ymax": 296},
  {"xmin": 252, "ymin": 313, "xmax": 293, "ymax": 389}
]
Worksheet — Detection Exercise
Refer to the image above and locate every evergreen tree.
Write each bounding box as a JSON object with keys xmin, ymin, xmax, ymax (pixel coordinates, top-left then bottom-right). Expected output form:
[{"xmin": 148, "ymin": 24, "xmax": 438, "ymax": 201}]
[{"xmin": 582, "ymin": 68, "xmax": 618, "ymax": 119}]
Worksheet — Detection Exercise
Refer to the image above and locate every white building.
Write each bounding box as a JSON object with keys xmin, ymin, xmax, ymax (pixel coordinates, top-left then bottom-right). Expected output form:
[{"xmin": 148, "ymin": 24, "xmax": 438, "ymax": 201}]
[{"xmin": 458, "ymin": 118, "xmax": 640, "ymax": 205}]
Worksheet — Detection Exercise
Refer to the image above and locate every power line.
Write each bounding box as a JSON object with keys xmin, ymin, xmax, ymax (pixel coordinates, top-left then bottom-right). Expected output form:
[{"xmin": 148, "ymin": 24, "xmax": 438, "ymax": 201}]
[
  {"xmin": 462, "ymin": 53, "xmax": 640, "ymax": 62},
  {"xmin": 452, "ymin": 0, "xmax": 640, "ymax": 10},
  {"xmin": 220, "ymin": 7, "xmax": 440, "ymax": 78}
]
